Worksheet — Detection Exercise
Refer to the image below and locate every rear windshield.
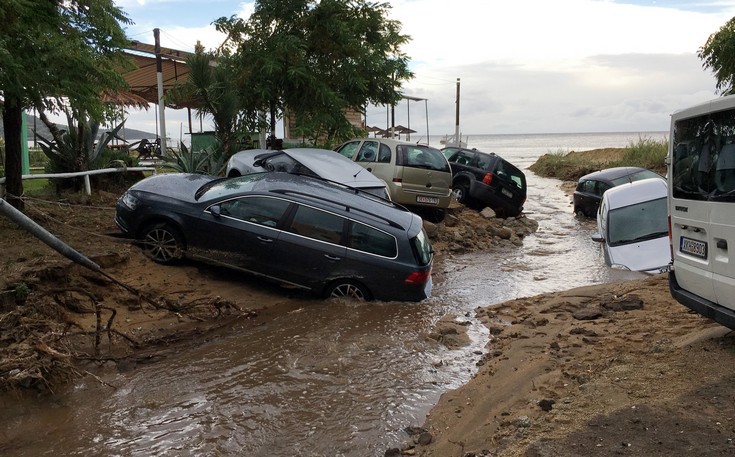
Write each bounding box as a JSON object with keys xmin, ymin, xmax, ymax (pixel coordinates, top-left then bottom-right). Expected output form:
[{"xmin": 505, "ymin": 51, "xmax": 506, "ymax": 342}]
[
  {"xmin": 494, "ymin": 160, "xmax": 526, "ymax": 190},
  {"xmin": 673, "ymin": 109, "xmax": 735, "ymax": 201},
  {"xmin": 397, "ymin": 145, "xmax": 450, "ymax": 172}
]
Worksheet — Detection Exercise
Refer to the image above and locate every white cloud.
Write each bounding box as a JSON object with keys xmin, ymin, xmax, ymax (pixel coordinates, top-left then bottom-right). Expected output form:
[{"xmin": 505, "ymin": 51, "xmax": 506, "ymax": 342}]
[{"xmin": 102, "ymin": 0, "xmax": 735, "ymax": 135}]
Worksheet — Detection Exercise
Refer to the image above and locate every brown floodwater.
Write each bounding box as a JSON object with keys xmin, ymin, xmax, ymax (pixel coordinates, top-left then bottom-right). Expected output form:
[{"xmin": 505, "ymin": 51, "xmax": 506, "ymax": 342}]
[{"xmin": 1, "ymin": 168, "xmax": 645, "ymax": 457}]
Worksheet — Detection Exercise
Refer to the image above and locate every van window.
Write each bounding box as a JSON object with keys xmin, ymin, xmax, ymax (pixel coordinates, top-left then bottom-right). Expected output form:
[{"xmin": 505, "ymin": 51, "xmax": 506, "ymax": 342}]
[
  {"xmin": 337, "ymin": 141, "xmax": 361, "ymax": 160},
  {"xmin": 288, "ymin": 205, "xmax": 346, "ymax": 244},
  {"xmin": 397, "ymin": 145, "xmax": 450, "ymax": 172},
  {"xmin": 356, "ymin": 141, "xmax": 379, "ymax": 162},
  {"xmin": 673, "ymin": 109, "xmax": 735, "ymax": 201},
  {"xmin": 348, "ymin": 221, "xmax": 397, "ymax": 257}
]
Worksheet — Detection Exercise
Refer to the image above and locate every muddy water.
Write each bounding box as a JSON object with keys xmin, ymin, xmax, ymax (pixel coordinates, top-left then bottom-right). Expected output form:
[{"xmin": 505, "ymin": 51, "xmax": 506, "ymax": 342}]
[{"xmin": 2, "ymin": 133, "xmax": 660, "ymax": 456}]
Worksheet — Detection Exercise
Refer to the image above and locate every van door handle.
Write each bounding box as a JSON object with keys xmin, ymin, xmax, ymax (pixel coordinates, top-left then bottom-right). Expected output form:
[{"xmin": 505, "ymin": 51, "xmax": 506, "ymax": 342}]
[
  {"xmin": 717, "ymin": 240, "xmax": 728, "ymax": 250},
  {"xmin": 324, "ymin": 254, "xmax": 341, "ymax": 261}
]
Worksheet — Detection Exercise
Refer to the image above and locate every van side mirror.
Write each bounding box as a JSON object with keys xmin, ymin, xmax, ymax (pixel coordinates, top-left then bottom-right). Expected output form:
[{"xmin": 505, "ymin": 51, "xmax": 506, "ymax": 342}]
[{"xmin": 591, "ymin": 233, "xmax": 604, "ymax": 243}]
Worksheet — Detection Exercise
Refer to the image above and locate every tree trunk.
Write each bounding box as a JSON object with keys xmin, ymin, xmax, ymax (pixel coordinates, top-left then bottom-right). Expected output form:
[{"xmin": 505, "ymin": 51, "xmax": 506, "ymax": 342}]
[{"xmin": 2, "ymin": 99, "xmax": 25, "ymax": 211}]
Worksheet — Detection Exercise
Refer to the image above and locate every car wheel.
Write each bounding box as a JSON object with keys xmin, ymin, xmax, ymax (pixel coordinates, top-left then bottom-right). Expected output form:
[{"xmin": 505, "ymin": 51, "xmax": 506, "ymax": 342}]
[
  {"xmin": 452, "ymin": 183, "xmax": 469, "ymax": 203},
  {"xmin": 139, "ymin": 222, "xmax": 185, "ymax": 264},
  {"xmin": 228, "ymin": 169, "xmax": 241, "ymax": 177},
  {"xmin": 325, "ymin": 280, "xmax": 371, "ymax": 301}
]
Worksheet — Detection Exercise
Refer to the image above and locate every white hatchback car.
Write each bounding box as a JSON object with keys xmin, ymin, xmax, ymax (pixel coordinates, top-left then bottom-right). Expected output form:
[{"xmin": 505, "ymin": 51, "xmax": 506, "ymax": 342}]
[
  {"xmin": 225, "ymin": 148, "xmax": 390, "ymax": 199},
  {"xmin": 592, "ymin": 178, "xmax": 670, "ymax": 273}
]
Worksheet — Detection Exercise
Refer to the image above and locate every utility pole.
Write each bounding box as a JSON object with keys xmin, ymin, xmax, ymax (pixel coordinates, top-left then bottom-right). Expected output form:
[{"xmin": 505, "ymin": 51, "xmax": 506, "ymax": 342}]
[{"xmin": 154, "ymin": 28, "xmax": 167, "ymax": 153}]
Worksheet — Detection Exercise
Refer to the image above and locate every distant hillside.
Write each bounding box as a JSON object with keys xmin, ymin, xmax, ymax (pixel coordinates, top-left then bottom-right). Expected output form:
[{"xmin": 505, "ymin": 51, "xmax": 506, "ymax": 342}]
[{"xmin": 0, "ymin": 114, "xmax": 157, "ymax": 144}]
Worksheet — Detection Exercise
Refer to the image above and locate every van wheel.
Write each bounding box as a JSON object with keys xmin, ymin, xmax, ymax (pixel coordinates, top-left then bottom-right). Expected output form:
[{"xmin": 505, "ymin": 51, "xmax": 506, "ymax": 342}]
[
  {"xmin": 325, "ymin": 280, "xmax": 371, "ymax": 301},
  {"xmin": 139, "ymin": 222, "xmax": 185, "ymax": 264},
  {"xmin": 452, "ymin": 183, "xmax": 469, "ymax": 203}
]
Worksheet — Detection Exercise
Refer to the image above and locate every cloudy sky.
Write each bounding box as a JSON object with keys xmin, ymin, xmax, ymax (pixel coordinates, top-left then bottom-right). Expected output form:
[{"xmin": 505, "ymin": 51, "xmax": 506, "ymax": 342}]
[{"xmin": 114, "ymin": 0, "xmax": 735, "ymax": 137}]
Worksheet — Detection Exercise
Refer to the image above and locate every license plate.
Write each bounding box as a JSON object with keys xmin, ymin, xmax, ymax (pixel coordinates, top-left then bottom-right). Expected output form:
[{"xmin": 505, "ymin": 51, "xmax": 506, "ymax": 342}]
[
  {"xmin": 416, "ymin": 195, "xmax": 439, "ymax": 205},
  {"xmin": 501, "ymin": 188, "xmax": 513, "ymax": 199},
  {"xmin": 680, "ymin": 237, "xmax": 707, "ymax": 259}
]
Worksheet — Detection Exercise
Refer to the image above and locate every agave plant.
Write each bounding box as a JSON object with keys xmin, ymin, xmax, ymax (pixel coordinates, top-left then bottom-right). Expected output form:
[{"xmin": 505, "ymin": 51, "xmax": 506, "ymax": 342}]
[
  {"xmin": 35, "ymin": 109, "xmax": 128, "ymax": 174},
  {"xmin": 160, "ymin": 142, "xmax": 215, "ymax": 174}
]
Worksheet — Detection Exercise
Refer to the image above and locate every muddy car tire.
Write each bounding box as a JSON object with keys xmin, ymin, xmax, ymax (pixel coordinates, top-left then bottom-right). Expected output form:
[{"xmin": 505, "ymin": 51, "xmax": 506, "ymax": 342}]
[
  {"xmin": 452, "ymin": 183, "xmax": 469, "ymax": 203},
  {"xmin": 139, "ymin": 222, "xmax": 185, "ymax": 264},
  {"xmin": 325, "ymin": 280, "xmax": 371, "ymax": 301}
]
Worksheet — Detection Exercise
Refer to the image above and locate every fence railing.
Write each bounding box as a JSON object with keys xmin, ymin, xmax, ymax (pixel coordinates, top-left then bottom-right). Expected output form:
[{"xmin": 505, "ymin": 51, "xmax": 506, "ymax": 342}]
[{"xmin": 0, "ymin": 167, "xmax": 157, "ymax": 198}]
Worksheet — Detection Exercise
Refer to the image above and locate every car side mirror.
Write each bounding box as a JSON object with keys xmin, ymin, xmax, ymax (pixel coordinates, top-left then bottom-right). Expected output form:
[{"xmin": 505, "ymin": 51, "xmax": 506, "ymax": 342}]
[
  {"xmin": 210, "ymin": 204, "xmax": 222, "ymax": 217},
  {"xmin": 591, "ymin": 232, "xmax": 604, "ymax": 243}
]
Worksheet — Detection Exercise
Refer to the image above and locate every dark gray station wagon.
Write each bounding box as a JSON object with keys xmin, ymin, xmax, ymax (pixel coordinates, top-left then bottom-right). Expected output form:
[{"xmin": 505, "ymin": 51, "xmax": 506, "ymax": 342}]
[{"xmin": 115, "ymin": 172, "xmax": 433, "ymax": 302}]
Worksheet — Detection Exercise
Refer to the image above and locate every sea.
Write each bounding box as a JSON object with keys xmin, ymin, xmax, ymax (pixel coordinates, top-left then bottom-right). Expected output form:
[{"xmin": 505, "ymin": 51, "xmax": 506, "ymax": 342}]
[{"xmin": 423, "ymin": 130, "xmax": 669, "ymax": 170}]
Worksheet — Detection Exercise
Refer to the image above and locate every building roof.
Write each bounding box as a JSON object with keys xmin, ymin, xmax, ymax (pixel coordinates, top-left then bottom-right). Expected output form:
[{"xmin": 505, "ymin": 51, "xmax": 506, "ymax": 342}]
[{"xmin": 120, "ymin": 41, "xmax": 198, "ymax": 109}]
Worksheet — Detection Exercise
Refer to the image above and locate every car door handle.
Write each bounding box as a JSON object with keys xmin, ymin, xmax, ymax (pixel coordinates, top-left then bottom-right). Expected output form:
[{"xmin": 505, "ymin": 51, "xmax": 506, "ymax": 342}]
[
  {"xmin": 324, "ymin": 254, "xmax": 341, "ymax": 261},
  {"xmin": 257, "ymin": 236, "xmax": 274, "ymax": 243}
]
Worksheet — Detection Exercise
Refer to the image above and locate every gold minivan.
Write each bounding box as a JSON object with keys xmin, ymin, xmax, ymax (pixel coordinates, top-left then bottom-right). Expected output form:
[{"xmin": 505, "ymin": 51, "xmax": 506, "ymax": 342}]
[{"xmin": 336, "ymin": 138, "xmax": 452, "ymax": 222}]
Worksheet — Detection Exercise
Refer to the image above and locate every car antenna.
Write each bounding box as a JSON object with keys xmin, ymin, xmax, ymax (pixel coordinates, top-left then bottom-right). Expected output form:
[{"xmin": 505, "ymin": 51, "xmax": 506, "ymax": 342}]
[{"xmin": 353, "ymin": 167, "xmax": 363, "ymax": 178}]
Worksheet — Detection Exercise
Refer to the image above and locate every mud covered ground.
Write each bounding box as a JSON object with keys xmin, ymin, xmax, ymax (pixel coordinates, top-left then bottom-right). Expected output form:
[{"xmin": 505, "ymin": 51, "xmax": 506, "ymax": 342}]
[
  {"xmin": 3, "ymin": 160, "xmax": 735, "ymax": 457},
  {"xmin": 0, "ymin": 186, "xmax": 537, "ymax": 393}
]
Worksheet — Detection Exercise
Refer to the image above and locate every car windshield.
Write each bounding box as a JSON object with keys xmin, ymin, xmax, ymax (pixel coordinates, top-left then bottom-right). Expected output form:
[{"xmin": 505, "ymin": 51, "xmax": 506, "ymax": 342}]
[
  {"xmin": 195, "ymin": 173, "xmax": 269, "ymax": 201},
  {"xmin": 607, "ymin": 197, "xmax": 668, "ymax": 246}
]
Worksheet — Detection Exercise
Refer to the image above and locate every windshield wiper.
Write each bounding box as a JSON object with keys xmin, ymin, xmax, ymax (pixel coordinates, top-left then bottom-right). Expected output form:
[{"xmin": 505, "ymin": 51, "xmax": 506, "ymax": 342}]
[{"xmin": 615, "ymin": 231, "xmax": 668, "ymax": 244}]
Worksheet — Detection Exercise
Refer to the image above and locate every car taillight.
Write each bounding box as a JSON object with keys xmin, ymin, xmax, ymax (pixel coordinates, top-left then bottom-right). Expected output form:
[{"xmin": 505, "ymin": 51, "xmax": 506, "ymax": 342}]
[
  {"xmin": 392, "ymin": 178, "xmax": 402, "ymax": 183},
  {"xmin": 482, "ymin": 173, "xmax": 493, "ymax": 185},
  {"xmin": 405, "ymin": 270, "xmax": 431, "ymax": 285}
]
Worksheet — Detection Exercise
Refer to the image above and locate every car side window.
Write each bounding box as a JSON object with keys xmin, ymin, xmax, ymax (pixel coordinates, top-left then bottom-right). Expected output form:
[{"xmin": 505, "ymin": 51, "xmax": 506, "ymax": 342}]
[
  {"xmin": 377, "ymin": 144, "xmax": 392, "ymax": 163},
  {"xmin": 581, "ymin": 180, "xmax": 597, "ymax": 194},
  {"xmin": 456, "ymin": 151, "xmax": 474, "ymax": 167},
  {"xmin": 218, "ymin": 196, "xmax": 291, "ymax": 228},
  {"xmin": 337, "ymin": 142, "xmax": 360, "ymax": 160},
  {"xmin": 288, "ymin": 205, "xmax": 345, "ymax": 244},
  {"xmin": 356, "ymin": 142, "xmax": 379, "ymax": 162},
  {"xmin": 348, "ymin": 221, "xmax": 397, "ymax": 257},
  {"xmin": 597, "ymin": 182, "xmax": 612, "ymax": 195}
]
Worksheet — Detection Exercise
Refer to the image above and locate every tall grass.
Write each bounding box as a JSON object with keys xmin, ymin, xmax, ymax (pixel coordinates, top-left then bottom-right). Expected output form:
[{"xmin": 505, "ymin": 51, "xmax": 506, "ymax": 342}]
[
  {"xmin": 530, "ymin": 137, "xmax": 668, "ymax": 181},
  {"xmin": 618, "ymin": 137, "xmax": 667, "ymax": 174}
]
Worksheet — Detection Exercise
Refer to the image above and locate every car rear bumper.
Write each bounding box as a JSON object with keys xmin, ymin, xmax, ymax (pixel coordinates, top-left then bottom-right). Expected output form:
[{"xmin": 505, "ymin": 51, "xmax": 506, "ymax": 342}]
[
  {"xmin": 669, "ymin": 269, "xmax": 735, "ymax": 330},
  {"xmin": 469, "ymin": 182, "xmax": 522, "ymax": 215}
]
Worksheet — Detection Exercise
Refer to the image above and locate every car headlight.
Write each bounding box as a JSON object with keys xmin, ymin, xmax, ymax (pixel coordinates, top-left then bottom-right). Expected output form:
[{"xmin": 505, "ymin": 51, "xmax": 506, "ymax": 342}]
[{"xmin": 120, "ymin": 191, "xmax": 140, "ymax": 210}]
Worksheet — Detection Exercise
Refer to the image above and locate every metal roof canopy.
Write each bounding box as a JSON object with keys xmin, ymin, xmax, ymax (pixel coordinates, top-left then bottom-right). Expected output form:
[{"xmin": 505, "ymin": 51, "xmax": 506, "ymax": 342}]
[{"xmin": 122, "ymin": 40, "xmax": 195, "ymax": 109}]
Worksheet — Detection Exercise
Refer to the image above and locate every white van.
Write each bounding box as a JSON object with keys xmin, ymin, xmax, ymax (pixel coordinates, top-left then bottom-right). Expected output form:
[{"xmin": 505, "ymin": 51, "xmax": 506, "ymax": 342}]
[{"xmin": 668, "ymin": 94, "xmax": 735, "ymax": 330}]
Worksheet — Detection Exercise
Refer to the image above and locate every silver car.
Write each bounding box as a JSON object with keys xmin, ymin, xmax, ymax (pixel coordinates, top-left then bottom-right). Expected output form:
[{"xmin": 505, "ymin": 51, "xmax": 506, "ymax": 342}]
[{"xmin": 226, "ymin": 148, "xmax": 389, "ymax": 199}]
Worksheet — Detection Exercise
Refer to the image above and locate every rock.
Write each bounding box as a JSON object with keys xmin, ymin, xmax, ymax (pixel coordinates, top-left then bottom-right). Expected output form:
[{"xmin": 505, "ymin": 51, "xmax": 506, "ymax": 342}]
[
  {"xmin": 384, "ymin": 448, "xmax": 401, "ymax": 457},
  {"xmin": 480, "ymin": 207, "xmax": 497, "ymax": 219},
  {"xmin": 572, "ymin": 306, "xmax": 605, "ymax": 321},
  {"xmin": 538, "ymin": 399, "xmax": 556, "ymax": 412},
  {"xmin": 417, "ymin": 431, "xmax": 433, "ymax": 445},
  {"xmin": 602, "ymin": 294, "xmax": 644, "ymax": 311},
  {"xmin": 443, "ymin": 213, "xmax": 460, "ymax": 227}
]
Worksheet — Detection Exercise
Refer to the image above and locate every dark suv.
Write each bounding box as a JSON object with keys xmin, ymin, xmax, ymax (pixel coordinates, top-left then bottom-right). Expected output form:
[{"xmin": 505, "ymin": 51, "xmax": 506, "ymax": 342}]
[
  {"xmin": 441, "ymin": 147, "xmax": 527, "ymax": 217},
  {"xmin": 115, "ymin": 172, "xmax": 433, "ymax": 302}
]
